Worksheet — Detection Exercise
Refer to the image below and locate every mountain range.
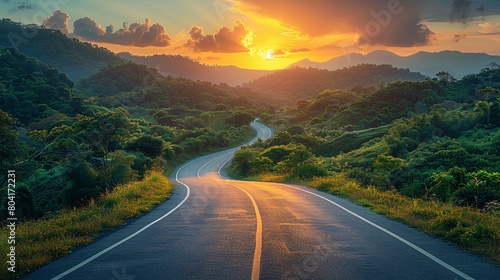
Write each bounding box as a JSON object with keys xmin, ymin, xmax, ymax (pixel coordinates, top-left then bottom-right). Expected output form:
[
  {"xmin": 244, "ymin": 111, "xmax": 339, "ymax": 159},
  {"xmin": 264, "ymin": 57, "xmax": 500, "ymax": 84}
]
[
  {"xmin": 119, "ymin": 52, "xmax": 271, "ymax": 86},
  {"xmin": 2, "ymin": 19, "xmax": 500, "ymax": 86},
  {"xmin": 290, "ymin": 50, "xmax": 500, "ymax": 79}
]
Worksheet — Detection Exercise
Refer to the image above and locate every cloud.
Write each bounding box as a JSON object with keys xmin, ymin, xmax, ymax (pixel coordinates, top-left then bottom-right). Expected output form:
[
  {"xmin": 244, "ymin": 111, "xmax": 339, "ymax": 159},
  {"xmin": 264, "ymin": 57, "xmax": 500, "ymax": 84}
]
[
  {"xmin": 73, "ymin": 17, "xmax": 106, "ymax": 39},
  {"xmin": 6, "ymin": 1, "xmax": 37, "ymax": 12},
  {"xmin": 289, "ymin": 48, "xmax": 311, "ymax": 53},
  {"xmin": 185, "ymin": 20, "xmax": 253, "ymax": 53},
  {"xmin": 42, "ymin": 10, "xmax": 70, "ymax": 34},
  {"xmin": 453, "ymin": 34, "xmax": 466, "ymax": 42},
  {"xmin": 272, "ymin": 49, "xmax": 287, "ymax": 58},
  {"xmin": 263, "ymin": 48, "xmax": 311, "ymax": 59},
  {"xmin": 205, "ymin": 55, "xmax": 222, "ymax": 60},
  {"xmin": 233, "ymin": 0, "xmax": 434, "ymax": 47},
  {"xmin": 421, "ymin": 0, "xmax": 500, "ymax": 23},
  {"xmin": 479, "ymin": 22, "xmax": 500, "ymax": 33},
  {"xmin": 73, "ymin": 17, "xmax": 171, "ymax": 47},
  {"xmin": 450, "ymin": 0, "xmax": 473, "ymax": 23}
]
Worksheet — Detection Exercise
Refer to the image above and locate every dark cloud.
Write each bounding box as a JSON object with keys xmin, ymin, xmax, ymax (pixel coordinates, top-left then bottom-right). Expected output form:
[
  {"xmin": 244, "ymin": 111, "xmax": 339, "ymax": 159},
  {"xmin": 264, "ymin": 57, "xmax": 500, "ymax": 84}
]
[
  {"xmin": 185, "ymin": 21, "xmax": 251, "ymax": 53},
  {"xmin": 73, "ymin": 17, "xmax": 171, "ymax": 47},
  {"xmin": 42, "ymin": 10, "xmax": 70, "ymax": 34},
  {"xmin": 234, "ymin": 0, "xmax": 434, "ymax": 47},
  {"xmin": 450, "ymin": 0, "xmax": 473, "ymax": 23},
  {"xmin": 73, "ymin": 17, "xmax": 105, "ymax": 39},
  {"xmin": 420, "ymin": 0, "xmax": 500, "ymax": 23}
]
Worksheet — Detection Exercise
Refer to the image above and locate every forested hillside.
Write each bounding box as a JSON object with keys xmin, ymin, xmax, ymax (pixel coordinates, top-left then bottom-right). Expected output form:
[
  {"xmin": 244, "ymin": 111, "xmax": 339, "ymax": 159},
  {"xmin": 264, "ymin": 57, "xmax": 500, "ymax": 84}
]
[
  {"xmin": 0, "ymin": 49, "xmax": 263, "ymax": 221},
  {"xmin": 233, "ymin": 68, "xmax": 500, "ymax": 210},
  {"xmin": 230, "ymin": 68, "xmax": 500, "ymax": 260},
  {"xmin": 0, "ymin": 19, "xmax": 122, "ymax": 80},
  {"xmin": 244, "ymin": 64, "xmax": 426, "ymax": 104}
]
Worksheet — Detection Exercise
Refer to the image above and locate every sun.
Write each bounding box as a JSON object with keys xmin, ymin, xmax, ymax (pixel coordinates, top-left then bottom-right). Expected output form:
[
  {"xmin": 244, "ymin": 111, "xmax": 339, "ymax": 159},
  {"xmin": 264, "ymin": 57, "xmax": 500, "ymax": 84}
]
[{"xmin": 264, "ymin": 49, "xmax": 274, "ymax": 59}]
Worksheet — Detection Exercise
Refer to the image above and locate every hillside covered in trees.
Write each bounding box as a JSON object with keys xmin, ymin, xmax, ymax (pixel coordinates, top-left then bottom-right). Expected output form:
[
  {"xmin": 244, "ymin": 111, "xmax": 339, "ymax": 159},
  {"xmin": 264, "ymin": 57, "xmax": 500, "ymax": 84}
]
[
  {"xmin": 0, "ymin": 48, "xmax": 264, "ymax": 221},
  {"xmin": 0, "ymin": 19, "xmax": 123, "ymax": 80},
  {"xmin": 233, "ymin": 68, "xmax": 500, "ymax": 210},
  {"xmin": 229, "ymin": 68, "xmax": 500, "ymax": 261},
  {"xmin": 243, "ymin": 64, "xmax": 426, "ymax": 104}
]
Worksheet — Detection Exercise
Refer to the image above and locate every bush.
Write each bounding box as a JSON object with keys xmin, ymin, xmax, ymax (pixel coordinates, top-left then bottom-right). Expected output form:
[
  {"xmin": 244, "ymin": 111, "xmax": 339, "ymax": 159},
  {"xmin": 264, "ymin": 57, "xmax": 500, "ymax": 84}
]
[
  {"xmin": 125, "ymin": 135, "xmax": 164, "ymax": 158},
  {"xmin": 295, "ymin": 163, "xmax": 328, "ymax": 179},
  {"xmin": 453, "ymin": 185, "xmax": 499, "ymax": 209}
]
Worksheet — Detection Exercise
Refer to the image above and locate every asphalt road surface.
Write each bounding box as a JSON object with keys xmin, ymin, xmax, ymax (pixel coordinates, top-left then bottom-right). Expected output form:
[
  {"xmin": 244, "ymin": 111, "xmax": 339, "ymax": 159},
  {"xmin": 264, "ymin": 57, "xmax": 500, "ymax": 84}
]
[{"xmin": 24, "ymin": 121, "xmax": 499, "ymax": 279}]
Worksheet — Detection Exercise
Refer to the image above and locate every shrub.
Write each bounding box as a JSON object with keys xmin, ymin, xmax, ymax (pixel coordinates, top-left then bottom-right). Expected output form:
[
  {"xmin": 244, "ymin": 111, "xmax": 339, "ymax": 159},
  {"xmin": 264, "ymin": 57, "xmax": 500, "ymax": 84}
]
[{"xmin": 295, "ymin": 163, "xmax": 328, "ymax": 179}]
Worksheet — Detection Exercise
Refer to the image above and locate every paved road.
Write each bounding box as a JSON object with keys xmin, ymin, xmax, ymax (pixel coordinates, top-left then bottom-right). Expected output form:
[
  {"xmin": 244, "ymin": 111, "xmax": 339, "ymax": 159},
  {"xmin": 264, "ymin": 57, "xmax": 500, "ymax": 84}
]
[{"xmin": 24, "ymin": 122, "xmax": 499, "ymax": 279}]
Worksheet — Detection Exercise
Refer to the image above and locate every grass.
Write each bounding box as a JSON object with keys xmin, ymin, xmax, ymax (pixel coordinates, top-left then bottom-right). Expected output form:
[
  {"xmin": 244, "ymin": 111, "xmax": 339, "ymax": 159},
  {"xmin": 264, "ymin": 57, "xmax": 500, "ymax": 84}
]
[
  {"xmin": 0, "ymin": 172, "xmax": 173, "ymax": 280},
  {"xmin": 0, "ymin": 122, "xmax": 257, "ymax": 279},
  {"xmin": 253, "ymin": 173, "xmax": 500, "ymax": 264}
]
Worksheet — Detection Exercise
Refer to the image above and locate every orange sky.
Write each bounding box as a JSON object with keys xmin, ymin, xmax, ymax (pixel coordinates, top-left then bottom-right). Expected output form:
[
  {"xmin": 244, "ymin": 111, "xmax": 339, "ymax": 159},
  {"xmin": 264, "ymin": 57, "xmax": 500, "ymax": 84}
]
[{"xmin": 4, "ymin": 0, "xmax": 500, "ymax": 70}]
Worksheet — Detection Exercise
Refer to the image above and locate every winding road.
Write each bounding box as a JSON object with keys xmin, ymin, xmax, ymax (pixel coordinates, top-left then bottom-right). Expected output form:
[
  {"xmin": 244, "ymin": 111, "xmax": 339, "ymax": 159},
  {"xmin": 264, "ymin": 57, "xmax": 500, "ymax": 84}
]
[{"xmin": 24, "ymin": 122, "xmax": 499, "ymax": 279}]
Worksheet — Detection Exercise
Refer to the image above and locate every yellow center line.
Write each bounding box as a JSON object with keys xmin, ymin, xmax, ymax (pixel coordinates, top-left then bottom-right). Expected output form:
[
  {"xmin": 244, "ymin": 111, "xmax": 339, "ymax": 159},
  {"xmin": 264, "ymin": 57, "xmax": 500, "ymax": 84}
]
[{"xmin": 230, "ymin": 184, "xmax": 262, "ymax": 280}]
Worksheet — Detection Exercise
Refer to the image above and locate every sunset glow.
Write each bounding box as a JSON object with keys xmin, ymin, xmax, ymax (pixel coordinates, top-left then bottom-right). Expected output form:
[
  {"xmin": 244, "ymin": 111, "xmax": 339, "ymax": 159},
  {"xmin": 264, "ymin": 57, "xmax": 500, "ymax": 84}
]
[{"xmin": 1, "ymin": 0, "xmax": 500, "ymax": 70}]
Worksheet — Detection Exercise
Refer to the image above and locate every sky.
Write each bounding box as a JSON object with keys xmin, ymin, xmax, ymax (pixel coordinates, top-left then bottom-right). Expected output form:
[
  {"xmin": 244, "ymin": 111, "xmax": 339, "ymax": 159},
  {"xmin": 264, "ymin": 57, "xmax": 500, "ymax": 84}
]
[{"xmin": 1, "ymin": 0, "xmax": 500, "ymax": 70}]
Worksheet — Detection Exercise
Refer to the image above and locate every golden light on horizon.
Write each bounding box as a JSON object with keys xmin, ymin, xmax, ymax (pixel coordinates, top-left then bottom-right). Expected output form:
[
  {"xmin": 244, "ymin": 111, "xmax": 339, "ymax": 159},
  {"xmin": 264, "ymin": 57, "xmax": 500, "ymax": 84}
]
[{"xmin": 264, "ymin": 50, "xmax": 274, "ymax": 60}]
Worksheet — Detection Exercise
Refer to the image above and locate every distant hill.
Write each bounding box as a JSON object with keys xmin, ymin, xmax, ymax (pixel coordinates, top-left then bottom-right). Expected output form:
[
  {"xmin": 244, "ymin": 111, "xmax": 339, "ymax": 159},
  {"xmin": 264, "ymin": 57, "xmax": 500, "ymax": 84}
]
[
  {"xmin": 0, "ymin": 19, "xmax": 123, "ymax": 81},
  {"xmin": 119, "ymin": 53, "xmax": 271, "ymax": 86},
  {"xmin": 77, "ymin": 62, "xmax": 163, "ymax": 96},
  {"xmin": 243, "ymin": 64, "xmax": 426, "ymax": 104},
  {"xmin": 290, "ymin": 50, "xmax": 500, "ymax": 79}
]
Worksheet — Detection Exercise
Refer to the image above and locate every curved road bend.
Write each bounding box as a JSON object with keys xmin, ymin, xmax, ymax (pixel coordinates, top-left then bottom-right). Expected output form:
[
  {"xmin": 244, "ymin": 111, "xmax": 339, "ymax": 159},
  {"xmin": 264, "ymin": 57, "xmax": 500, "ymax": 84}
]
[{"xmin": 24, "ymin": 121, "xmax": 499, "ymax": 279}]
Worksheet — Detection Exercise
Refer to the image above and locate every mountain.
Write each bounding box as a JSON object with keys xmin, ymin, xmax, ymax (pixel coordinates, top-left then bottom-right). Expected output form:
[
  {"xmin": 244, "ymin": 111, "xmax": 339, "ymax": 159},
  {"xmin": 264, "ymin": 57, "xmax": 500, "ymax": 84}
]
[
  {"xmin": 119, "ymin": 52, "xmax": 271, "ymax": 86},
  {"xmin": 244, "ymin": 64, "xmax": 426, "ymax": 104},
  {"xmin": 0, "ymin": 19, "xmax": 123, "ymax": 81},
  {"xmin": 290, "ymin": 50, "xmax": 500, "ymax": 79}
]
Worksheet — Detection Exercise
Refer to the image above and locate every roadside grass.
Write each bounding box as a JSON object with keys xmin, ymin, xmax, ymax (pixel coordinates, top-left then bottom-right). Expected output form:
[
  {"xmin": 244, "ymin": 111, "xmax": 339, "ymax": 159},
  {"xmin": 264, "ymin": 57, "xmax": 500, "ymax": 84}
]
[
  {"xmin": 0, "ymin": 172, "xmax": 172, "ymax": 280},
  {"xmin": 0, "ymin": 122, "xmax": 257, "ymax": 280},
  {"xmin": 254, "ymin": 173, "xmax": 500, "ymax": 264}
]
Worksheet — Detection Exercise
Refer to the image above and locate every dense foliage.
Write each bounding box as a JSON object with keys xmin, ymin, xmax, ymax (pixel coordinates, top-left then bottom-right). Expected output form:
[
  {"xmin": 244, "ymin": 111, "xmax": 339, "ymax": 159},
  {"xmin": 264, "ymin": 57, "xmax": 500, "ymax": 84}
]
[
  {"xmin": 0, "ymin": 19, "xmax": 122, "ymax": 80},
  {"xmin": 0, "ymin": 48, "xmax": 261, "ymax": 221},
  {"xmin": 0, "ymin": 48, "xmax": 75, "ymax": 125},
  {"xmin": 233, "ymin": 69, "xmax": 500, "ymax": 212}
]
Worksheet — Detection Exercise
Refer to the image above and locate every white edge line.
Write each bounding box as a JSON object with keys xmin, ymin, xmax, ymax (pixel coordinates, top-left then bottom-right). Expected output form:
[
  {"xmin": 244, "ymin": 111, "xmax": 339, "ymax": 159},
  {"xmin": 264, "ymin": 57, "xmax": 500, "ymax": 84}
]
[
  {"xmin": 281, "ymin": 184, "xmax": 475, "ymax": 280},
  {"xmin": 52, "ymin": 121, "xmax": 269, "ymax": 279},
  {"xmin": 51, "ymin": 161, "xmax": 194, "ymax": 280},
  {"xmin": 217, "ymin": 123, "xmax": 474, "ymax": 280},
  {"xmin": 197, "ymin": 152, "xmax": 236, "ymax": 179}
]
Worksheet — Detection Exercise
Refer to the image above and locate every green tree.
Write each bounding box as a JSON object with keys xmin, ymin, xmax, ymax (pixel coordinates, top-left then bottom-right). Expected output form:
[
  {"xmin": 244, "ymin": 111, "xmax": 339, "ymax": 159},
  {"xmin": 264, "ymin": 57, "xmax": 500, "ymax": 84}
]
[
  {"xmin": 0, "ymin": 110, "xmax": 19, "ymax": 185},
  {"xmin": 231, "ymin": 147, "xmax": 260, "ymax": 177},
  {"xmin": 125, "ymin": 135, "xmax": 164, "ymax": 158},
  {"xmin": 75, "ymin": 108, "xmax": 139, "ymax": 190},
  {"xmin": 225, "ymin": 110, "xmax": 254, "ymax": 127},
  {"xmin": 269, "ymin": 131, "xmax": 292, "ymax": 146}
]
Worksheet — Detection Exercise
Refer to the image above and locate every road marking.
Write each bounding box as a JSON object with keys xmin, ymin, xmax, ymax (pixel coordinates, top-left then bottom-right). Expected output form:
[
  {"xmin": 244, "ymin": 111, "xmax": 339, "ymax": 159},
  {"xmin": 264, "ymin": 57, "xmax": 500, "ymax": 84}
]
[
  {"xmin": 197, "ymin": 152, "xmax": 234, "ymax": 179},
  {"xmin": 229, "ymin": 184, "xmax": 263, "ymax": 280},
  {"xmin": 50, "ymin": 160, "xmax": 194, "ymax": 280},
  {"xmin": 283, "ymin": 184, "xmax": 475, "ymax": 280},
  {"xmin": 196, "ymin": 121, "xmax": 270, "ymax": 179},
  {"xmin": 50, "ymin": 122, "xmax": 271, "ymax": 279}
]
